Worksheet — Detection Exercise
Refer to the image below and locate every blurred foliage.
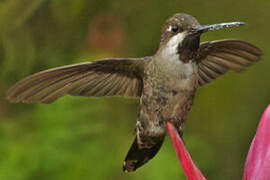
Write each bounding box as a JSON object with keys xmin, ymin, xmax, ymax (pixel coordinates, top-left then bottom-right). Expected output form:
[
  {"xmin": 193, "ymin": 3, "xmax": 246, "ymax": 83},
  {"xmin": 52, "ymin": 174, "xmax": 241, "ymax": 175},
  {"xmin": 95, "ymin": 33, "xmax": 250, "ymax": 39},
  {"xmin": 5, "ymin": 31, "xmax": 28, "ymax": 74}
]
[{"xmin": 0, "ymin": 0, "xmax": 269, "ymax": 180}]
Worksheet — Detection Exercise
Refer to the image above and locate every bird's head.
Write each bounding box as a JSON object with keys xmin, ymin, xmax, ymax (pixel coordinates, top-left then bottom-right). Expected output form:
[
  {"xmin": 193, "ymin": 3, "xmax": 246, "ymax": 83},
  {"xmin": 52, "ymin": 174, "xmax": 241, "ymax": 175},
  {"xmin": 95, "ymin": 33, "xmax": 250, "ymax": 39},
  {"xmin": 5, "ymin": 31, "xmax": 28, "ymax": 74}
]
[{"xmin": 158, "ymin": 13, "xmax": 245, "ymax": 62}]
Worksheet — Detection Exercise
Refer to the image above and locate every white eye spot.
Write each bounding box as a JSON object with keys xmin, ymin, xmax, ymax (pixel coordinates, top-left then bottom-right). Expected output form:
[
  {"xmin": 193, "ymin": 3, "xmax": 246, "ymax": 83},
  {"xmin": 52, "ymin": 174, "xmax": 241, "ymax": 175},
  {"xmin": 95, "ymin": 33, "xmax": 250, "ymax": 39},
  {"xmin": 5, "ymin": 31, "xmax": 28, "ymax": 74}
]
[{"xmin": 167, "ymin": 25, "xmax": 173, "ymax": 32}]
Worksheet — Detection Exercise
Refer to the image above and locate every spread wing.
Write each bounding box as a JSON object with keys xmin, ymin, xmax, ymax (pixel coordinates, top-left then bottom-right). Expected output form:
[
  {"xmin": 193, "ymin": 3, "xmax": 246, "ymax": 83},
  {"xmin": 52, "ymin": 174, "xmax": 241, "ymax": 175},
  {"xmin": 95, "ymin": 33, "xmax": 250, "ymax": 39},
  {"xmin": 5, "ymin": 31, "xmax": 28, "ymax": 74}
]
[
  {"xmin": 197, "ymin": 40, "xmax": 263, "ymax": 86},
  {"xmin": 7, "ymin": 58, "xmax": 148, "ymax": 104}
]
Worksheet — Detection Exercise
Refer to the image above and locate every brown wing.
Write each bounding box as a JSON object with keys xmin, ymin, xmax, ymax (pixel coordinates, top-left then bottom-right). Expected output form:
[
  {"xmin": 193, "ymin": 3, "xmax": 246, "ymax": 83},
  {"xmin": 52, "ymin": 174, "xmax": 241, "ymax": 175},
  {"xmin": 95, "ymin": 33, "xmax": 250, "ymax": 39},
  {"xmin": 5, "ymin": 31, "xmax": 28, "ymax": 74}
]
[
  {"xmin": 7, "ymin": 58, "xmax": 148, "ymax": 104},
  {"xmin": 197, "ymin": 40, "xmax": 263, "ymax": 86}
]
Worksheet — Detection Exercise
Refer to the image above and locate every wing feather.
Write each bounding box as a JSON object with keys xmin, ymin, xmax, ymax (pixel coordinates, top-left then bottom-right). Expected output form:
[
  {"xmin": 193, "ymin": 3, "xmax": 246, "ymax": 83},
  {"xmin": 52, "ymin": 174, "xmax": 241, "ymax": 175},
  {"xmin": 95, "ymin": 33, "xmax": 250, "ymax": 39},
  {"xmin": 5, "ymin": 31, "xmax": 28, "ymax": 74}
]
[
  {"xmin": 197, "ymin": 40, "xmax": 263, "ymax": 86},
  {"xmin": 7, "ymin": 58, "xmax": 148, "ymax": 104}
]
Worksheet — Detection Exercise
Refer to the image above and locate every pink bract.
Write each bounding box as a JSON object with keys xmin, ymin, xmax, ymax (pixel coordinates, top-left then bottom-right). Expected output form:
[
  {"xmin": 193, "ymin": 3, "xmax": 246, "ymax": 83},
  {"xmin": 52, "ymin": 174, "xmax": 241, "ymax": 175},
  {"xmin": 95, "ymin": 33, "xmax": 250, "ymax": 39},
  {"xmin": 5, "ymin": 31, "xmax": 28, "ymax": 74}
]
[
  {"xmin": 243, "ymin": 104, "xmax": 270, "ymax": 180},
  {"xmin": 166, "ymin": 104, "xmax": 270, "ymax": 180},
  {"xmin": 167, "ymin": 122, "xmax": 207, "ymax": 180}
]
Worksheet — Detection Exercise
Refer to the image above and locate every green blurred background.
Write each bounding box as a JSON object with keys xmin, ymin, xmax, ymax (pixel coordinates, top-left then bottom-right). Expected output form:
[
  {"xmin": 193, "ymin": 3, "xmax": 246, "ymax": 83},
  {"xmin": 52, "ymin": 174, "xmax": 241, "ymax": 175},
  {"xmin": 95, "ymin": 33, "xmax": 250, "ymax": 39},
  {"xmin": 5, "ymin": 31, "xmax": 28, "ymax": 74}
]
[{"xmin": 0, "ymin": 0, "xmax": 269, "ymax": 180}]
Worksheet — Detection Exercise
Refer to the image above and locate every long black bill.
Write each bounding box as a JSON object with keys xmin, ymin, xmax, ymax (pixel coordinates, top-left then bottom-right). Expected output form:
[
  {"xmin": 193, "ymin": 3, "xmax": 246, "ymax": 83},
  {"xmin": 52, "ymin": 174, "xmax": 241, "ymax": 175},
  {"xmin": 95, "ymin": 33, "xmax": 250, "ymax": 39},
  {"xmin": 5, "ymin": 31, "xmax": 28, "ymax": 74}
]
[{"xmin": 191, "ymin": 22, "xmax": 245, "ymax": 34}]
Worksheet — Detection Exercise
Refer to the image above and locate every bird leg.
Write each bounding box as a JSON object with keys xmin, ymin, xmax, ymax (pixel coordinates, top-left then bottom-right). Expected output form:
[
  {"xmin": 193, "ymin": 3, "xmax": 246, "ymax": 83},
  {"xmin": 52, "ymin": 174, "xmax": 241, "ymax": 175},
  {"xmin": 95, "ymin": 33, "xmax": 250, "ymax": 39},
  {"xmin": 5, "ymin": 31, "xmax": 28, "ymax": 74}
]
[
  {"xmin": 159, "ymin": 116, "xmax": 184, "ymax": 138},
  {"xmin": 159, "ymin": 116, "xmax": 182, "ymax": 124}
]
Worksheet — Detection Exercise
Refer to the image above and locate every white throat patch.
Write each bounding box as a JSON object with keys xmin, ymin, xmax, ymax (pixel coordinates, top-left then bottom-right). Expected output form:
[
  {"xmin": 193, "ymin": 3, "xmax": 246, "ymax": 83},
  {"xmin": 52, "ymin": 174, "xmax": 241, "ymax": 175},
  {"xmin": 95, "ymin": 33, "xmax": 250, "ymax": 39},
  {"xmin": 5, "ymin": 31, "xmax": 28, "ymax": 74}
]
[{"xmin": 160, "ymin": 32, "xmax": 186, "ymax": 60}]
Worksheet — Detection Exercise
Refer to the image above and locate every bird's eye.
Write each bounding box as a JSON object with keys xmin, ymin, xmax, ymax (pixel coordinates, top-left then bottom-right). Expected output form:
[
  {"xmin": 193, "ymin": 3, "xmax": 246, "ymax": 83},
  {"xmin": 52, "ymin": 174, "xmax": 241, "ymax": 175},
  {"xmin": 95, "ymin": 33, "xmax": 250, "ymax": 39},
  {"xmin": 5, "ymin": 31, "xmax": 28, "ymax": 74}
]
[
  {"xmin": 167, "ymin": 24, "xmax": 183, "ymax": 33},
  {"xmin": 171, "ymin": 25, "xmax": 179, "ymax": 32}
]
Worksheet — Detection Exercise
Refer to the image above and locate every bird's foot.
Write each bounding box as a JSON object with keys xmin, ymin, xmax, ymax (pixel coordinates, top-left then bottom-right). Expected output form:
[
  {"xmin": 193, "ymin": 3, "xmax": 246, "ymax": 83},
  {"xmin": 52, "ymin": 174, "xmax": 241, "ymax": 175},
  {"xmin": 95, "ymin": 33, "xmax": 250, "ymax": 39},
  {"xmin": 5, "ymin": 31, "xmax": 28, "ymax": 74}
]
[
  {"xmin": 178, "ymin": 128, "xmax": 183, "ymax": 138},
  {"xmin": 159, "ymin": 116, "xmax": 182, "ymax": 125},
  {"xmin": 159, "ymin": 116, "xmax": 184, "ymax": 138}
]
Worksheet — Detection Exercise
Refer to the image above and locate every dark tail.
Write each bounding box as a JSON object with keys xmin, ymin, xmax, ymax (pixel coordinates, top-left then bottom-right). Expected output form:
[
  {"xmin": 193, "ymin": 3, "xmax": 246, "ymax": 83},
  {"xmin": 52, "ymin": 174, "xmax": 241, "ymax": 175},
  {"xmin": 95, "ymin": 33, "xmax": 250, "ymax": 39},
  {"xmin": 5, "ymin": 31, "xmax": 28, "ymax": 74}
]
[{"xmin": 123, "ymin": 135, "xmax": 164, "ymax": 172}]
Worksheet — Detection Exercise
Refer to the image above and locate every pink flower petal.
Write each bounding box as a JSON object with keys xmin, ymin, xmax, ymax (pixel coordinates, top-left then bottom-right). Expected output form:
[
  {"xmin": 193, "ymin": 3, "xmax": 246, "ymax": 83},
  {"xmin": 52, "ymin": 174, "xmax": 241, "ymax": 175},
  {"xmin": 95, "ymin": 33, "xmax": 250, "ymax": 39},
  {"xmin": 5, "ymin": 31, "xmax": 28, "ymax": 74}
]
[
  {"xmin": 167, "ymin": 122, "xmax": 207, "ymax": 180},
  {"xmin": 243, "ymin": 104, "xmax": 270, "ymax": 180}
]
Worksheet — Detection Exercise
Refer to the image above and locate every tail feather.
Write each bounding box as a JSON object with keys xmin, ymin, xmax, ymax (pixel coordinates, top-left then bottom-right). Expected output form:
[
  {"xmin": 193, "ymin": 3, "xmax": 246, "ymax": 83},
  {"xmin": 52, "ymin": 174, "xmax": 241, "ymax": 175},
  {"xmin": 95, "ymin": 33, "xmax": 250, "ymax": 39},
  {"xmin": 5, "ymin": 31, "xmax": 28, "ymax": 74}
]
[{"xmin": 123, "ymin": 136, "xmax": 164, "ymax": 172}]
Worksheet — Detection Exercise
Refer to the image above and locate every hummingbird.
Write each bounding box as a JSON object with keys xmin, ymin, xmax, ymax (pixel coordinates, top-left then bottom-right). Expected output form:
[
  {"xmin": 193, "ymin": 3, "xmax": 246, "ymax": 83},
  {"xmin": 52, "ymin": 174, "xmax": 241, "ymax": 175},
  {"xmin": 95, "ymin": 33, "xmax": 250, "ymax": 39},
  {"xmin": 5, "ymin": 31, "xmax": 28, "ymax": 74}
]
[{"xmin": 7, "ymin": 13, "xmax": 263, "ymax": 172}]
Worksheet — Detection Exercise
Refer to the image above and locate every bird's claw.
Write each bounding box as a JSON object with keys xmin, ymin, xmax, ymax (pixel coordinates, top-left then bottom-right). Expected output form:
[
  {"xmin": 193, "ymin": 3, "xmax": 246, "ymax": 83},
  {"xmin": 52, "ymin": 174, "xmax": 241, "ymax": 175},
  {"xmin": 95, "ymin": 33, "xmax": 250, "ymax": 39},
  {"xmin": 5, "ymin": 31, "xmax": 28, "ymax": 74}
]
[
  {"xmin": 159, "ymin": 116, "xmax": 182, "ymax": 125},
  {"xmin": 159, "ymin": 116, "xmax": 184, "ymax": 138}
]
